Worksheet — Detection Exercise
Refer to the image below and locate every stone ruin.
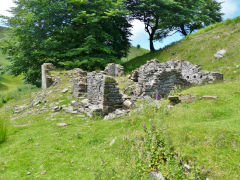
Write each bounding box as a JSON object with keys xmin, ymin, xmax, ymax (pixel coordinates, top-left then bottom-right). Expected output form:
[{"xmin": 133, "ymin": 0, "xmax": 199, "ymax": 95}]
[
  {"xmin": 70, "ymin": 68, "xmax": 88, "ymax": 97},
  {"xmin": 104, "ymin": 63, "xmax": 124, "ymax": 76},
  {"xmin": 41, "ymin": 63, "xmax": 56, "ymax": 89},
  {"xmin": 130, "ymin": 59, "xmax": 223, "ymax": 98},
  {"xmin": 78, "ymin": 72, "xmax": 124, "ymax": 117},
  {"xmin": 41, "ymin": 61, "xmax": 223, "ymax": 118}
]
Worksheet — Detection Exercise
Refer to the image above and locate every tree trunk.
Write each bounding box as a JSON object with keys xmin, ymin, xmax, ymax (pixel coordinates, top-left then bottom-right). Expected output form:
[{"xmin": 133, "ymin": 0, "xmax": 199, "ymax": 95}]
[
  {"xmin": 180, "ymin": 25, "xmax": 188, "ymax": 36},
  {"xmin": 149, "ymin": 34, "xmax": 155, "ymax": 52}
]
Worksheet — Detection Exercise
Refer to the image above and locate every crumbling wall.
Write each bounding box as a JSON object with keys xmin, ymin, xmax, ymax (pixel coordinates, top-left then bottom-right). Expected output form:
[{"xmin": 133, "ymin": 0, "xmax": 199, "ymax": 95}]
[
  {"xmin": 87, "ymin": 72, "xmax": 123, "ymax": 115},
  {"xmin": 41, "ymin": 63, "xmax": 55, "ymax": 89},
  {"xmin": 104, "ymin": 63, "xmax": 124, "ymax": 76},
  {"xmin": 133, "ymin": 59, "xmax": 223, "ymax": 98},
  {"xmin": 71, "ymin": 68, "xmax": 88, "ymax": 97}
]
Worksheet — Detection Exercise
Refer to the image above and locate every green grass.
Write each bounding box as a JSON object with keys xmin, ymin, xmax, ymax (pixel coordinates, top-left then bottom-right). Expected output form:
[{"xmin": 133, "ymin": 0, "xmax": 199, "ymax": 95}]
[
  {"xmin": 0, "ymin": 117, "xmax": 7, "ymax": 144},
  {"xmin": 121, "ymin": 46, "xmax": 149, "ymax": 63},
  {"xmin": 153, "ymin": 81, "xmax": 240, "ymax": 179},
  {"xmin": 1, "ymin": 19, "xmax": 240, "ymax": 179},
  {"xmin": 124, "ymin": 16, "xmax": 240, "ymax": 81},
  {"xmin": 1, "ymin": 69, "xmax": 240, "ymax": 179}
]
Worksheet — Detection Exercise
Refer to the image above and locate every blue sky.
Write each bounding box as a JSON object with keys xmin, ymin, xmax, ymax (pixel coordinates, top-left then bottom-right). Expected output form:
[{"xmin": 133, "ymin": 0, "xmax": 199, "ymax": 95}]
[{"xmin": 1, "ymin": 0, "xmax": 240, "ymax": 50}]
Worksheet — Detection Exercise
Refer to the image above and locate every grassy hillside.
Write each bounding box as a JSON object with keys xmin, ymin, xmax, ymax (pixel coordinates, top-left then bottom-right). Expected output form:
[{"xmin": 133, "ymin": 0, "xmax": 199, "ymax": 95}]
[
  {"xmin": 1, "ymin": 71, "xmax": 240, "ymax": 179},
  {"xmin": 124, "ymin": 17, "xmax": 240, "ymax": 81},
  {"xmin": 121, "ymin": 46, "xmax": 149, "ymax": 62},
  {"xmin": 1, "ymin": 18, "xmax": 240, "ymax": 179}
]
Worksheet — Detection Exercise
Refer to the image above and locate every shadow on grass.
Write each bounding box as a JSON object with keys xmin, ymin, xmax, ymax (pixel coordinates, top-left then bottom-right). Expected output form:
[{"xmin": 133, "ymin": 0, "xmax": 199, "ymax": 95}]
[{"xmin": 0, "ymin": 83, "xmax": 8, "ymax": 91}]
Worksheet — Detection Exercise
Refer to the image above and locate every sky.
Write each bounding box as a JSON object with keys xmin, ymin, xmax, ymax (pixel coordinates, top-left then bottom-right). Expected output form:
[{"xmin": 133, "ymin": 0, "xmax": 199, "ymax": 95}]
[{"xmin": 1, "ymin": 0, "xmax": 240, "ymax": 50}]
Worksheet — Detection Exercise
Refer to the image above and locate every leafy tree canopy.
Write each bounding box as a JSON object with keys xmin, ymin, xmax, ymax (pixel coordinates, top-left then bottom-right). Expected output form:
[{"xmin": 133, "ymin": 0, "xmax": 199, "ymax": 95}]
[
  {"xmin": 2, "ymin": 0, "xmax": 131, "ymax": 86},
  {"xmin": 125, "ymin": 0, "xmax": 222, "ymax": 51}
]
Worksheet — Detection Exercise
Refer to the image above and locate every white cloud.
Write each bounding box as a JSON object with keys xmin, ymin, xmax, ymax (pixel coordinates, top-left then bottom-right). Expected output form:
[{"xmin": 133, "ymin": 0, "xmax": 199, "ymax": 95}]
[
  {"xmin": 131, "ymin": 20, "xmax": 146, "ymax": 36},
  {"xmin": 217, "ymin": 0, "xmax": 239, "ymax": 19},
  {"xmin": 0, "ymin": 0, "xmax": 16, "ymax": 16}
]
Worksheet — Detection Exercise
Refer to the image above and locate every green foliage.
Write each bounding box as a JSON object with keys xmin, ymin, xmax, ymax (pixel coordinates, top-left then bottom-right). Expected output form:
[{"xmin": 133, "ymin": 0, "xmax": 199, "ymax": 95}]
[
  {"xmin": 168, "ymin": 0, "xmax": 222, "ymax": 36},
  {"xmin": 125, "ymin": 0, "xmax": 222, "ymax": 51},
  {"xmin": 133, "ymin": 123, "xmax": 186, "ymax": 179},
  {"xmin": 2, "ymin": 0, "xmax": 131, "ymax": 86}
]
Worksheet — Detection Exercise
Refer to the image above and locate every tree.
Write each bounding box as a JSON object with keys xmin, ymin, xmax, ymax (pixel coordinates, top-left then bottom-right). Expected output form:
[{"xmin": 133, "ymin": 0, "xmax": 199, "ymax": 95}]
[
  {"xmin": 125, "ymin": 0, "xmax": 182, "ymax": 51},
  {"xmin": 125, "ymin": 0, "xmax": 222, "ymax": 51},
  {"xmin": 170, "ymin": 0, "xmax": 222, "ymax": 36},
  {"xmin": 2, "ymin": 0, "xmax": 131, "ymax": 86}
]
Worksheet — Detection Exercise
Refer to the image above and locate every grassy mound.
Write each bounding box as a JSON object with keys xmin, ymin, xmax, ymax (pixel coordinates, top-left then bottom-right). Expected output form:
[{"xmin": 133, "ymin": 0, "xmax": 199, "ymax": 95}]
[{"xmin": 124, "ymin": 17, "xmax": 240, "ymax": 81}]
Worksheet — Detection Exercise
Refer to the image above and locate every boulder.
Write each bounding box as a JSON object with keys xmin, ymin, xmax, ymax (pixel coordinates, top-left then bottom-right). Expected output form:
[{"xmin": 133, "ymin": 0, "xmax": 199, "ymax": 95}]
[
  {"xmin": 200, "ymin": 96, "xmax": 218, "ymax": 100},
  {"xmin": 214, "ymin": 49, "xmax": 226, "ymax": 58},
  {"xmin": 123, "ymin": 100, "xmax": 133, "ymax": 109}
]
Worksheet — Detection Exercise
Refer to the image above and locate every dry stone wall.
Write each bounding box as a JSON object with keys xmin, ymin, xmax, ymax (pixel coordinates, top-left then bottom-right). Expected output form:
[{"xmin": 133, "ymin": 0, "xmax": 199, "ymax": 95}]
[
  {"xmin": 132, "ymin": 59, "xmax": 223, "ymax": 98},
  {"xmin": 87, "ymin": 72, "xmax": 123, "ymax": 115},
  {"xmin": 71, "ymin": 68, "xmax": 88, "ymax": 97}
]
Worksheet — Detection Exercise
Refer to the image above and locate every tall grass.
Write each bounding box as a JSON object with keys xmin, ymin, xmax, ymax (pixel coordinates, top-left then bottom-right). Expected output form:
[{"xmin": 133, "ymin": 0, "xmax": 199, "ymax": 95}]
[
  {"xmin": 0, "ymin": 84, "xmax": 36, "ymax": 107},
  {"xmin": 0, "ymin": 118, "xmax": 6, "ymax": 144}
]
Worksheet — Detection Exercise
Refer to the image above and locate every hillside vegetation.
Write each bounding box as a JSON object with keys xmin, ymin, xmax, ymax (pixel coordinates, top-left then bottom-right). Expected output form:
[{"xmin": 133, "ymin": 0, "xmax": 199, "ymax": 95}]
[
  {"xmin": 124, "ymin": 17, "xmax": 240, "ymax": 81},
  {"xmin": 121, "ymin": 46, "xmax": 149, "ymax": 62},
  {"xmin": 1, "ymin": 18, "xmax": 240, "ymax": 179}
]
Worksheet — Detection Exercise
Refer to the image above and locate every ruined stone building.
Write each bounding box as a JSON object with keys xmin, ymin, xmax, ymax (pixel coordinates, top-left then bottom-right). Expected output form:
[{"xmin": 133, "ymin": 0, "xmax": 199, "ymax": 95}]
[
  {"xmin": 87, "ymin": 72, "xmax": 123, "ymax": 116},
  {"xmin": 130, "ymin": 59, "xmax": 223, "ymax": 98}
]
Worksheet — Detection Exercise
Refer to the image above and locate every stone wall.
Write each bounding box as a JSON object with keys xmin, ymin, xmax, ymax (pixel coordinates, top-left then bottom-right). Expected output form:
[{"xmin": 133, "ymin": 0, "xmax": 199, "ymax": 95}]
[
  {"xmin": 71, "ymin": 68, "xmax": 88, "ymax": 97},
  {"xmin": 104, "ymin": 63, "xmax": 124, "ymax": 76},
  {"xmin": 87, "ymin": 72, "xmax": 123, "ymax": 115},
  {"xmin": 132, "ymin": 59, "xmax": 223, "ymax": 98},
  {"xmin": 41, "ymin": 63, "xmax": 55, "ymax": 89}
]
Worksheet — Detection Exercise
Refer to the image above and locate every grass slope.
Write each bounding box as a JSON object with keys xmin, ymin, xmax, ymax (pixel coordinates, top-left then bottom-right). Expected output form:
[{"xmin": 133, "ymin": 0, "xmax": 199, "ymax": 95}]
[
  {"xmin": 1, "ymin": 19, "xmax": 240, "ymax": 179},
  {"xmin": 121, "ymin": 46, "xmax": 149, "ymax": 62},
  {"xmin": 1, "ymin": 72, "xmax": 240, "ymax": 179},
  {"xmin": 124, "ymin": 17, "xmax": 240, "ymax": 81}
]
